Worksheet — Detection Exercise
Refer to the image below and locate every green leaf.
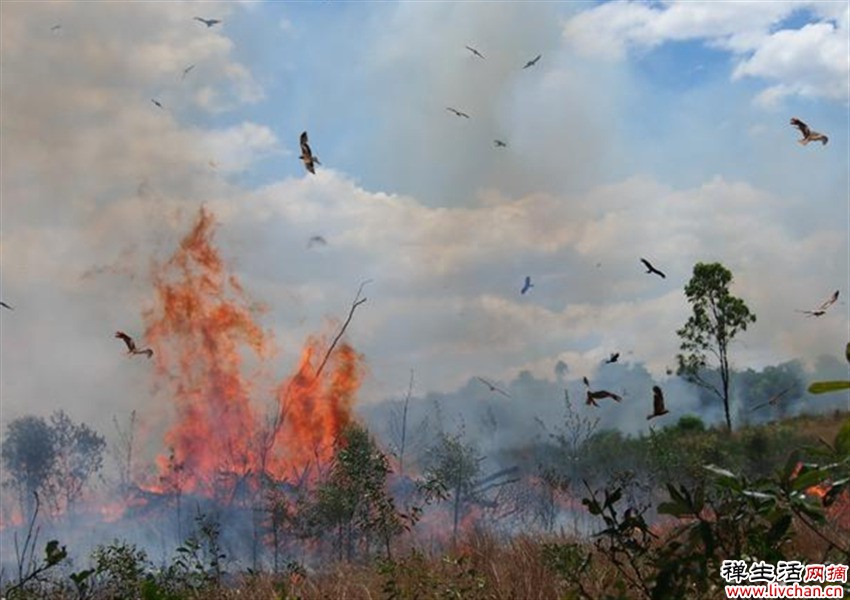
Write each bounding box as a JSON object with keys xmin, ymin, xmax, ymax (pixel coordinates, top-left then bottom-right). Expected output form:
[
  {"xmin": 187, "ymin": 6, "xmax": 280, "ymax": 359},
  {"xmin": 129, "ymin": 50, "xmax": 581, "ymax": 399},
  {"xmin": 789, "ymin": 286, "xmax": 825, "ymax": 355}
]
[
  {"xmin": 807, "ymin": 381, "xmax": 850, "ymax": 394},
  {"xmin": 835, "ymin": 420, "xmax": 850, "ymax": 457},
  {"xmin": 791, "ymin": 468, "xmax": 828, "ymax": 492},
  {"xmin": 657, "ymin": 501, "xmax": 689, "ymax": 517}
]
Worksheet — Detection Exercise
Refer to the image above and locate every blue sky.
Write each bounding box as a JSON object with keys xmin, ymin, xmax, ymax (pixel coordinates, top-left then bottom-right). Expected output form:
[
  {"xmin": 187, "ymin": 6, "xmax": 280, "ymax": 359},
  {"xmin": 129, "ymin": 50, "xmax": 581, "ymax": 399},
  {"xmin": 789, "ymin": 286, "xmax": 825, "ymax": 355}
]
[{"xmin": 0, "ymin": 0, "xmax": 848, "ymax": 438}]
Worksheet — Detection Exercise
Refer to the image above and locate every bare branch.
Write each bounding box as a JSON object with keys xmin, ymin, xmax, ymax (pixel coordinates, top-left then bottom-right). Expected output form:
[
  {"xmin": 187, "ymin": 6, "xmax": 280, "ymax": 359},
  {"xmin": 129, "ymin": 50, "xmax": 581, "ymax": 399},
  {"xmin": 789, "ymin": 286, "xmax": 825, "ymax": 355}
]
[{"xmin": 315, "ymin": 279, "xmax": 371, "ymax": 380}]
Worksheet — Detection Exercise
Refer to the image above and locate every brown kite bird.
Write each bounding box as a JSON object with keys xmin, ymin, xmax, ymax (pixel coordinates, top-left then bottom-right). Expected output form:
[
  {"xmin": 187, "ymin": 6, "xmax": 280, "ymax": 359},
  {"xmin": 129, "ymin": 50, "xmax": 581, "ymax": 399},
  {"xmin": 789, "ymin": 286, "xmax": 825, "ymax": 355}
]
[
  {"xmin": 790, "ymin": 118, "xmax": 828, "ymax": 146},
  {"xmin": 475, "ymin": 376, "xmax": 511, "ymax": 398},
  {"xmin": 115, "ymin": 331, "xmax": 153, "ymax": 358},
  {"xmin": 796, "ymin": 290, "xmax": 839, "ymax": 317},
  {"xmin": 299, "ymin": 131, "xmax": 320, "ymax": 175},
  {"xmin": 647, "ymin": 386, "xmax": 669, "ymax": 420}
]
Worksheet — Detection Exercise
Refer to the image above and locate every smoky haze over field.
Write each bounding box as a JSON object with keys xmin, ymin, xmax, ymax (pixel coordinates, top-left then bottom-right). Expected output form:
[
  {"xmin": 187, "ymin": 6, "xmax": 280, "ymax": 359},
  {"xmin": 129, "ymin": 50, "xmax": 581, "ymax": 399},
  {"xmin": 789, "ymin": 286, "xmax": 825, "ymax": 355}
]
[{"xmin": 0, "ymin": 2, "xmax": 848, "ymax": 570}]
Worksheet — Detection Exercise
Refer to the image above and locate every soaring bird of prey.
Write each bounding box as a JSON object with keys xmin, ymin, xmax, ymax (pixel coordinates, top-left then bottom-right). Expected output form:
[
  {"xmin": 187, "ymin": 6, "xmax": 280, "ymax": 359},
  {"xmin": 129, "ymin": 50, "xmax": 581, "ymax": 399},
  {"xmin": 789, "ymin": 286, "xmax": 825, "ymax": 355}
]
[
  {"xmin": 299, "ymin": 131, "xmax": 320, "ymax": 175},
  {"xmin": 790, "ymin": 118, "xmax": 828, "ymax": 146},
  {"xmin": 522, "ymin": 54, "xmax": 542, "ymax": 69},
  {"xmin": 797, "ymin": 290, "xmax": 839, "ymax": 317},
  {"xmin": 307, "ymin": 235, "xmax": 327, "ymax": 249},
  {"xmin": 494, "ymin": 139, "xmax": 508, "ymax": 148},
  {"xmin": 465, "ymin": 45, "xmax": 485, "ymax": 59},
  {"xmin": 151, "ymin": 99, "xmax": 164, "ymax": 109},
  {"xmin": 181, "ymin": 64, "xmax": 196, "ymax": 80},
  {"xmin": 647, "ymin": 386, "xmax": 669, "ymax": 420},
  {"xmin": 582, "ymin": 376, "xmax": 622, "ymax": 406},
  {"xmin": 640, "ymin": 258, "xmax": 666, "ymax": 279},
  {"xmin": 0, "ymin": 301, "xmax": 13, "ymax": 310},
  {"xmin": 194, "ymin": 17, "xmax": 221, "ymax": 27},
  {"xmin": 475, "ymin": 376, "xmax": 511, "ymax": 398},
  {"xmin": 751, "ymin": 386, "xmax": 793, "ymax": 412},
  {"xmin": 520, "ymin": 276, "xmax": 534, "ymax": 295},
  {"xmin": 446, "ymin": 107, "xmax": 470, "ymax": 119},
  {"xmin": 586, "ymin": 389, "xmax": 623, "ymax": 407},
  {"xmin": 115, "ymin": 331, "xmax": 153, "ymax": 358},
  {"xmin": 604, "ymin": 352, "xmax": 620, "ymax": 364}
]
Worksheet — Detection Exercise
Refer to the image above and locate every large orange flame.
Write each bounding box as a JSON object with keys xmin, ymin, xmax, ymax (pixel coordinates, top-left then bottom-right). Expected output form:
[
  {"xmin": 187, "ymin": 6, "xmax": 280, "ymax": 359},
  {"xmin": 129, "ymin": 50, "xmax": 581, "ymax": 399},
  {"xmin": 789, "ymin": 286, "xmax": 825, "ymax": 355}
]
[{"xmin": 142, "ymin": 206, "xmax": 362, "ymax": 497}]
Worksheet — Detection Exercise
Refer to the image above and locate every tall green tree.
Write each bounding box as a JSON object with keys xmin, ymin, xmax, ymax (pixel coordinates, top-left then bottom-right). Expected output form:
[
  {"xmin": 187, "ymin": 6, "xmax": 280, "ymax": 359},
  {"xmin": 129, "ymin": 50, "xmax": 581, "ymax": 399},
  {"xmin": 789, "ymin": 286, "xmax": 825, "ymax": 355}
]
[
  {"xmin": 46, "ymin": 410, "xmax": 106, "ymax": 515},
  {"xmin": 677, "ymin": 262, "xmax": 756, "ymax": 432},
  {"xmin": 423, "ymin": 430, "xmax": 482, "ymax": 546},
  {"xmin": 1, "ymin": 416, "xmax": 56, "ymax": 518},
  {"xmin": 313, "ymin": 423, "xmax": 405, "ymax": 561}
]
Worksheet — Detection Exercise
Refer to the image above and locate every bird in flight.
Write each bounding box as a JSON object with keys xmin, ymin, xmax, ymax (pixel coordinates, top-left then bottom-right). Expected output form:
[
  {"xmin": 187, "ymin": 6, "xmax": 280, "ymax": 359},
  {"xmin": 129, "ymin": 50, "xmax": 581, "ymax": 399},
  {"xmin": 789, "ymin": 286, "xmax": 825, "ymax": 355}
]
[
  {"xmin": 51, "ymin": 24, "xmax": 62, "ymax": 32},
  {"xmin": 494, "ymin": 139, "xmax": 508, "ymax": 148},
  {"xmin": 475, "ymin": 376, "xmax": 511, "ymax": 398},
  {"xmin": 586, "ymin": 389, "xmax": 623, "ymax": 407},
  {"xmin": 522, "ymin": 54, "xmax": 541, "ymax": 69},
  {"xmin": 640, "ymin": 258, "xmax": 666, "ymax": 279},
  {"xmin": 194, "ymin": 17, "xmax": 221, "ymax": 28},
  {"xmin": 582, "ymin": 376, "xmax": 622, "ymax": 406},
  {"xmin": 299, "ymin": 131, "xmax": 320, "ymax": 175},
  {"xmin": 307, "ymin": 235, "xmax": 327, "ymax": 249},
  {"xmin": 647, "ymin": 386, "xmax": 669, "ymax": 420},
  {"xmin": 604, "ymin": 352, "xmax": 620, "ymax": 364},
  {"xmin": 465, "ymin": 45, "xmax": 485, "ymax": 59},
  {"xmin": 797, "ymin": 290, "xmax": 839, "ymax": 317},
  {"xmin": 751, "ymin": 386, "xmax": 794, "ymax": 412},
  {"xmin": 115, "ymin": 331, "xmax": 153, "ymax": 358},
  {"xmin": 151, "ymin": 99, "xmax": 164, "ymax": 109},
  {"xmin": 790, "ymin": 118, "xmax": 828, "ymax": 146},
  {"xmin": 446, "ymin": 107, "xmax": 470, "ymax": 119},
  {"xmin": 181, "ymin": 64, "xmax": 196, "ymax": 80},
  {"xmin": 0, "ymin": 301, "xmax": 13, "ymax": 310},
  {"xmin": 520, "ymin": 276, "xmax": 534, "ymax": 295}
]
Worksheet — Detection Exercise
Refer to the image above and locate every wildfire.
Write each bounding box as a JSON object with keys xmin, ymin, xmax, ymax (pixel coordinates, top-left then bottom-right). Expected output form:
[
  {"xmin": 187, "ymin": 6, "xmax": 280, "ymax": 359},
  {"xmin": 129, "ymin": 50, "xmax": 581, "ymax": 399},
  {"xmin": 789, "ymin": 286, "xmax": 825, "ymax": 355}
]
[{"xmin": 142, "ymin": 206, "xmax": 363, "ymax": 497}]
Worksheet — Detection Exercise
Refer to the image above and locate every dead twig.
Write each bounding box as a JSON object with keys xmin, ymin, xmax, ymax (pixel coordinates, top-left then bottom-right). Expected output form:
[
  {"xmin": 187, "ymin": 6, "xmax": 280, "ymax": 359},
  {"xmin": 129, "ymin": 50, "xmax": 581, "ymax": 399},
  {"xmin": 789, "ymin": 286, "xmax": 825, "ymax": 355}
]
[{"xmin": 314, "ymin": 279, "xmax": 371, "ymax": 380}]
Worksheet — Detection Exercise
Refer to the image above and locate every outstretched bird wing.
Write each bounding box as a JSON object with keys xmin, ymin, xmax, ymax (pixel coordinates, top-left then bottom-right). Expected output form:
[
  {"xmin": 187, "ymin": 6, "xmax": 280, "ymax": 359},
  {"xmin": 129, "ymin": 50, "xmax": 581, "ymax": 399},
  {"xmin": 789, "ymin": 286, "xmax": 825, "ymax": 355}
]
[
  {"xmin": 523, "ymin": 54, "xmax": 541, "ymax": 68},
  {"xmin": 115, "ymin": 331, "xmax": 136, "ymax": 353},
  {"xmin": 653, "ymin": 386, "xmax": 666, "ymax": 414},
  {"xmin": 300, "ymin": 131, "xmax": 312, "ymax": 156},
  {"xmin": 790, "ymin": 118, "xmax": 811, "ymax": 138},
  {"xmin": 465, "ymin": 46, "xmax": 485, "ymax": 59},
  {"xmin": 0, "ymin": 301, "xmax": 13, "ymax": 310},
  {"xmin": 818, "ymin": 290, "xmax": 839, "ymax": 311}
]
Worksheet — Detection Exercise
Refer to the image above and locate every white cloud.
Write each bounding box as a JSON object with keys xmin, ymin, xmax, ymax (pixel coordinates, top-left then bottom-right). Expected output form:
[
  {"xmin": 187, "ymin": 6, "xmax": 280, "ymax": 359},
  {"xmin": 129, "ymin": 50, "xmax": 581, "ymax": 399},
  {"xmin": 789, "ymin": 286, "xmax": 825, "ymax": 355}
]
[{"xmin": 563, "ymin": 1, "xmax": 850, "ymax": 106}]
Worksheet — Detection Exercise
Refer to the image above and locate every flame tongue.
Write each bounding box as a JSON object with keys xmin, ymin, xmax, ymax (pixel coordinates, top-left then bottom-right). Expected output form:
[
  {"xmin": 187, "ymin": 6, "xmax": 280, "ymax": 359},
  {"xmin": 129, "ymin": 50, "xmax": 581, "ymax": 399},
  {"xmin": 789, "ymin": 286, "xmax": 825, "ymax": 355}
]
[{"xmin": 143, "ymin": 207, "xmax": 361, "ymax": 496}]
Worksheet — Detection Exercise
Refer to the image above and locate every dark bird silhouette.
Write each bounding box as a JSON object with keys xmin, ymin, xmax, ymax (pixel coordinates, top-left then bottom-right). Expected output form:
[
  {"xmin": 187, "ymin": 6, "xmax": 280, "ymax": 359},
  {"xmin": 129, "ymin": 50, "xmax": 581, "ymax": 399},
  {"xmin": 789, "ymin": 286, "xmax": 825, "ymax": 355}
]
[
  {"xmin": 51, "ymin": 24, "xmax": 62, "ymax": 32},
  {"xmin": 520, "ymin": 276, "xmax": 533, "ymax": 295},
  {"xmin": 751, "ymin": 386, "xmax": 793, "ymax": 412},
  {"xmin": 0, "ymin": 301, "xmax": 13, "ymax": 310},
  {"xmin": 194, "ymin": 17, "xmax": 221, "ymax": 28},
  {"xmin": 446, "ymin": 107, "xmax": 470, "ymax": 119},
  {"xmin": 522, "ymin": 54, "xmax": 541, "ymax": 69},
  {"xmin": 115, "ymin": 331, "xmax": 153, "ymax": 358},
  {"xmin": 640, "ymin": 258, "xmax": 666, "ymax": 279},
  {"xmin": 582, "ymin": 376, "xmax": 622, "ymax": 406},
  {"xmin": 465, "ymin": 45, "xmax": 485, "ymax": 59},
  {"xmin": 797, "ymin": 290, "xmax": 839, "ymax": 317},
  {"xmin": 494, "ymin": 139, "xmax": 508, "ymax": 148},
  {"xmin": 299, "ymin": 131, "xmax": 320, "ymax": 175},
  {"xmin": 647, "ymin": 385, "xmax": 669, "ymax": 420},
  {"xmin": 181, "ymin": 64, "xmax": 196, "ymax": 80},
  {"xmin": 790, "ymin": 118, "xmax": 828, "ymax": 146},
  {"xmin": 151, "ymin": 99, "xmax": 164, "ymax": 109},
  {"xmin": 307, "ymin": 235, "xmax": 327, "ymax": 249},
  {"xmin": 475, "ymin": 376, "xmax": 511, "ymax": 398},
  {"xmin": 586, "ymin": 389, "xmax": 622, "ymax": 407},
  {"xmin": 604, "ymin": 352, "xmax": 620, "ymax": 364}
]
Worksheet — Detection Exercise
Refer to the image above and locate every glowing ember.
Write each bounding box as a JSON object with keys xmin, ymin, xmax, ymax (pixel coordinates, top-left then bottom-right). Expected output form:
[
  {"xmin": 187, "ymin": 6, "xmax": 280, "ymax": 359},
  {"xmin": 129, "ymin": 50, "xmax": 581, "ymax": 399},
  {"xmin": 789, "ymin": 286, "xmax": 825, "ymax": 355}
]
[{"xmin": 142, "ymin": 207, "xmax": 363, "ymax": 496}]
